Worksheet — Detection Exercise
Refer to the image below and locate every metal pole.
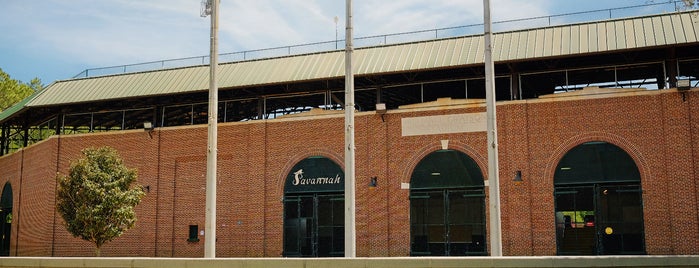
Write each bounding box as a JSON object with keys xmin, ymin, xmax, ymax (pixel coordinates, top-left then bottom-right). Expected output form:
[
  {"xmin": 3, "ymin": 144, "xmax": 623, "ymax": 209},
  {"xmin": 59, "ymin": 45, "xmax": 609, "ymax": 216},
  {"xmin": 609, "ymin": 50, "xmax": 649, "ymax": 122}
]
[
  {"xmin": 483, "ymin": 0, "xmax": 503, "ymax": 256},
  {"xmin": 204, "ymin": 0, "xmax": 219, "ymax": 259},
  {"xmin": 344, "ymin": 0, "xmax": 357, "ymax": 258}
]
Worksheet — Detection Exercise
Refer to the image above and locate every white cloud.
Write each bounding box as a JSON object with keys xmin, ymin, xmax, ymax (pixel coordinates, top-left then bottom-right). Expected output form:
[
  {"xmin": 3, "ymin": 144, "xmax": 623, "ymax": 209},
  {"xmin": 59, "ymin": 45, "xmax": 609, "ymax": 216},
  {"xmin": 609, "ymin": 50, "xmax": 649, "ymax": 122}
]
[
  {"xmin": 218, "ymin": 1, "xmax": 340, "ymax": 51},
  {"xmin": 11, "ymin": 0, "xmax": 209, "ymax": 67},
  {"xmin": 7, "ymin": 0, "xmax": 554, "ymax": 65},
  {"xmin": 356, "ymin": 0, "xmax": 552, "ymax": 36},
  {"xmin": 2, "ymin": 0, "xmax": 564, "ymax": 81}
]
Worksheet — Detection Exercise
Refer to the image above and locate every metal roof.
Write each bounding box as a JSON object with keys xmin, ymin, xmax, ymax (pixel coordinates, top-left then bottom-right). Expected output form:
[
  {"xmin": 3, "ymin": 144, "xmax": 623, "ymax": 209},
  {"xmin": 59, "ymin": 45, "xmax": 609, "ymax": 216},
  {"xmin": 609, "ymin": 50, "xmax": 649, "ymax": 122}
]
[{"xmin": 16, "ymin": 10, "xmax": 699, "ymax": 110}]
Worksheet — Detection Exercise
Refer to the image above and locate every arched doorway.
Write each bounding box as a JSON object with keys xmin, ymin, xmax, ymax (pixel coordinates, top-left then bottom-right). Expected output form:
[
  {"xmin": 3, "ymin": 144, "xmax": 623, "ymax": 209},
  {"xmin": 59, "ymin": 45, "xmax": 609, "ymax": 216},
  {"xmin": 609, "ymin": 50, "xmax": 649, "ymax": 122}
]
[
  {"xmin": 283, "ymin": 156, "xmax": 344, "ymax": 257},
  {"xmin": 0, "ymin": 183, "xmax": 12, "ymax": 256},
  {"xmin": 410, "ymin": 149, "xmax": 486, "ymax": 256},
  {"xmin": 554, "ymin": 141, "xmax": 646, "ymax": 255}
]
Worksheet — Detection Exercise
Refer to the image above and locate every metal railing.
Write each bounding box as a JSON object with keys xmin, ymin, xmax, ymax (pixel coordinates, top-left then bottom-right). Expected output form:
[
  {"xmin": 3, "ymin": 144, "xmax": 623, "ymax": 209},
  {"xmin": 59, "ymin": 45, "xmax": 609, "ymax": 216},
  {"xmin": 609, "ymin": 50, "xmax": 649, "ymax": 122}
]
[{"xmin": 72, "ymin": 1, "xmax": 694, "ymax": 79}]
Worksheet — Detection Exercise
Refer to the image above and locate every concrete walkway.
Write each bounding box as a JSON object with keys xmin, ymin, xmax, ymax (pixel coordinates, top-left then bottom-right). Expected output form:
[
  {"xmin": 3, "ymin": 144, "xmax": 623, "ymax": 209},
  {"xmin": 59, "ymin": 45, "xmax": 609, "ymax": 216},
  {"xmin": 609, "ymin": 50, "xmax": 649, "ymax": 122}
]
[{"xmin": 0, "ymin": 255, "xmax": 698, "ymax": 268}]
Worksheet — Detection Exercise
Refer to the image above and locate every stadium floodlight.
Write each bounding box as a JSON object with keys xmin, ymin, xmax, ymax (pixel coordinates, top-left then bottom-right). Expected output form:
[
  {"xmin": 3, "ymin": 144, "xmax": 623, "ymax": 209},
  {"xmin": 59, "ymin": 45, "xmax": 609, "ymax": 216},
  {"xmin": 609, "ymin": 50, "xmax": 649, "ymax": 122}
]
[{"xmin": 201, "ymin": 0, "xmax": 212, "ymax": 17}]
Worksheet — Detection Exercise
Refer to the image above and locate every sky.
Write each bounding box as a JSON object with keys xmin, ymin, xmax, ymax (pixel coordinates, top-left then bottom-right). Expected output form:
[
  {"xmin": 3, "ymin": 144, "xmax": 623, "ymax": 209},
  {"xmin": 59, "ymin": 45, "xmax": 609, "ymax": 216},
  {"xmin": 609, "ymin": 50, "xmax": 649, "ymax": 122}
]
[{"xmin": 0, "ymin": 0, "xmax": 690, "ymax": 85}]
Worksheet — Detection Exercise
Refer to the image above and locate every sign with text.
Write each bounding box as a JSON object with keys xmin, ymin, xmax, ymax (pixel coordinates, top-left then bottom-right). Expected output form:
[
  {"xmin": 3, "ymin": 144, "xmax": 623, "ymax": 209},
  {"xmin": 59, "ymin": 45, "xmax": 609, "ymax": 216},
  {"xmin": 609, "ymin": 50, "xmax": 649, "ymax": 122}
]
[
  {"xmin": 285, "ymin": 156, "xmax": 344, "ymax": 193},
  {"xmin": 401, "ymin": 113, "xmax": 486, "ymax": 136}
]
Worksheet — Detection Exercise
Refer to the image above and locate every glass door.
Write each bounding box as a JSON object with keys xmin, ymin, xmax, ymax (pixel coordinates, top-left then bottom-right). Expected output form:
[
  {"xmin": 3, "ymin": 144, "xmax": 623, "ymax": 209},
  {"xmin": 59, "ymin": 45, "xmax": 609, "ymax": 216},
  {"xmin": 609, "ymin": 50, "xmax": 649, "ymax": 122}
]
[
  {"xmin": 555, "ymin": 184, "xmax": 646, "ymax": 255},
  {"xmin": 410, "ymin": 189, "xmax": 486, "ymax": 256},
  {"xmin": 448, "ymin": 189, "xmax": 486, "ymax": 255},
  {"xmin": 316, "ymin": 194, "xmax": 344, "ymax": 257},
  {"xmin": 283, "ymin": 195, "xmax": 314, "ymax": 257},
  {"xmin": 554, "ymin": 141, "xmax": 646, "ymax": 255},
  {"xmin": 410, "ymin": 191, "xmax": 445, "ymax": 256},
  {"xmin": 555, "ymin": 186, "xmax": 596, "ymax": 255},
  {"xmin": 283, "ymin": 193, "xmax": 344, "ymax": 257},
  {"xmin": 596, "ymin": 184, "xmax": 645, "ymax": 254}
]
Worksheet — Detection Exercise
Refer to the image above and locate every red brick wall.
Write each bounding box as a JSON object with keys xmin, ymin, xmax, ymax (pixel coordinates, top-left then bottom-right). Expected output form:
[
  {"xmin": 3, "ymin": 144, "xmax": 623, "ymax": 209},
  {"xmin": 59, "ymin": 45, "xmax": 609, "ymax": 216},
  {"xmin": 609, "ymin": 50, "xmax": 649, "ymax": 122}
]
[
  {"xmin": 2, "ymin": 89, "xmax": 697, "ymax": 257},
  {"xmin": 14, "ymin": 138, "xmax": 58, "ymax": 256},
  {"xmin": 659, "ymin": 91, "xmax": 699, "ymax": 254},
  {"xmin": 498, "ymin": 101, "xmax": 533, "ymax": 255},
  {"xmin": 690, "ymin": 90, "xmax": 699, "ymax": 254}
]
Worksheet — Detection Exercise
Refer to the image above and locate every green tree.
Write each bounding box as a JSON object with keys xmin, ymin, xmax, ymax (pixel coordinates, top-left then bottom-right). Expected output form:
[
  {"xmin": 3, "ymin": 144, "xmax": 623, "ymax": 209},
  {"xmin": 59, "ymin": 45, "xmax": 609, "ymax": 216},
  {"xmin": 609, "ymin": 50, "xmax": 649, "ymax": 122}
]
[
  {"xmin": 56, "ymin": 146, "xmax": 145, "ymax": 256},
  {"xmin": 0, "ymin": 68, "xmax": 41, "ymax": 111}
]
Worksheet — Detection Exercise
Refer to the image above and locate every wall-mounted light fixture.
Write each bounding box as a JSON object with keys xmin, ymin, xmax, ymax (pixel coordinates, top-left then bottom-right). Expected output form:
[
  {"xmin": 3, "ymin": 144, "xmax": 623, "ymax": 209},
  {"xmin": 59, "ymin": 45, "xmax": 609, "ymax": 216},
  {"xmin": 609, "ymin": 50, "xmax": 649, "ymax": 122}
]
[
  {"xmin": 678, "ymin": 79, "xmax": 691, "ymax": 102},
  {"xmin": 678, "ymin": 79, "xmax": 691, "ymax": 91},
  {"xmin": 144, "ymin": 122, "xmax": 155, "ymax": 138},
  {"xmin": 142, "ymin": 185, "xmax": 151, "ymax": 193},
  {"xmin": 376, "ymin": 103, "xmax": 387, "ymax": 122},
  {"xmin": 513, "ymin": 170, "xmax": 523, "ymax": 185},
  {"xmin": 369, "ymin": 176, "xmax": 378, "ymax": 188}
]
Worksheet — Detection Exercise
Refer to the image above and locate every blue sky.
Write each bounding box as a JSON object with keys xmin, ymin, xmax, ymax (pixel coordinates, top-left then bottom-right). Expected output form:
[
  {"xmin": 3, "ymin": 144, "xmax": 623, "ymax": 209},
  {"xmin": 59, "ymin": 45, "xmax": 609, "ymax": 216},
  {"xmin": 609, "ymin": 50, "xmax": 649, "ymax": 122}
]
[{"xmin": 0, "ymin": 0, "xmax": 690, "ymax": 85}]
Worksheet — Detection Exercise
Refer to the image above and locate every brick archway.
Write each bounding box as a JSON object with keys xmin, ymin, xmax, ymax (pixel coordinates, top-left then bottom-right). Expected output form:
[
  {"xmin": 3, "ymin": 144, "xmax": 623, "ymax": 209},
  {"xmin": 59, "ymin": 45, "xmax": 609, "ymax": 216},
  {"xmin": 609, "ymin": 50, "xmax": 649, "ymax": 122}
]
[{"xmin": 546, "ymin": 133, "xmax": 648, "ymax": 255}]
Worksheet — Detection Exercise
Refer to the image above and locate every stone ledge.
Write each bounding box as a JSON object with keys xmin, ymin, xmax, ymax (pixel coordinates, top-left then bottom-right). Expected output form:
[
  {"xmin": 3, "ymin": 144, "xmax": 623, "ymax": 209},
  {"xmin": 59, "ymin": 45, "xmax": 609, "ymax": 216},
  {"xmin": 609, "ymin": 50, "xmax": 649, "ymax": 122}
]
[{"xmin": 0, "ymin": 256, "xmax": 698, "ymax": 268}]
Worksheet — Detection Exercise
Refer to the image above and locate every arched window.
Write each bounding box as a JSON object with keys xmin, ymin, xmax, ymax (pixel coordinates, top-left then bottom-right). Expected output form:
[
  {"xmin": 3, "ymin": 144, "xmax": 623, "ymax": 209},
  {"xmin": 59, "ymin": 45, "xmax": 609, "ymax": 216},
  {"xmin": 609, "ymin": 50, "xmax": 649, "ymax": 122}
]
[
  {"xmin": 554, "ymin": 141, "xmax": 645, "ymax": 255},
  {"xmin": 410, "ymin": 150, "xmax": 486, "ymax": 256}
]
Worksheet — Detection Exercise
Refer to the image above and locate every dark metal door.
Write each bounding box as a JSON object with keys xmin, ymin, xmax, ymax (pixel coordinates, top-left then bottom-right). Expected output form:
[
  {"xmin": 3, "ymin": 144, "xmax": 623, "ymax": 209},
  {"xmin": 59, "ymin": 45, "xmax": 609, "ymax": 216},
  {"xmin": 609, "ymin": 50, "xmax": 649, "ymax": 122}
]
[
  {"xmin": 449, "ymin": 189, "xmax": 486, "ymax": 255},
  {"xmin": 410, "ymin": 189, "xmax": 485, "ymax": 256},
  {"xmin": 555, "ymin": 186, "xmax": 596, "ymax": 255},
  {"xmin": 0, "ymin": 208, "xmax": 10, "ymax": 256},
  {"xmin": 410, "ymin": 191, "xmax": 445, "ymax": 255},
  {"xmin": 283, "ymin": 193, "xmax": 344, "ymax": 257},
  {"xmin": 596, "ymin": 184, "xmax": 645, "ymax": 254},
  {"xmin": 283, "ymin": 195, "xmax": 313, "ymax": 257},
  {"xmin": 555, "ymin": 184, "xmax": 645, "ymax": 255},
  {"xmin": 316, "ymin": 195, "xmax": 344, "ymax": 257}
]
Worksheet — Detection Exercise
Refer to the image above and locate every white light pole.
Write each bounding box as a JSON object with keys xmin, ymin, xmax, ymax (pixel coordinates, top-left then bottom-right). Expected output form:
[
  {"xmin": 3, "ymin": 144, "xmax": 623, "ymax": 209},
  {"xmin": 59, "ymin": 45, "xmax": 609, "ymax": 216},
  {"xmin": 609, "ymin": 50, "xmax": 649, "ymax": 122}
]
[
  {"xmin": 202, "ymin": 0, "xmax": 219, "ymax": 259},
  {"xmin": 344, "ymin": 0, "xmax": 357, "ymax": 258},
  {"xmin": 483, "ymin": 0, "xmax": 503, "ymax": 256}
]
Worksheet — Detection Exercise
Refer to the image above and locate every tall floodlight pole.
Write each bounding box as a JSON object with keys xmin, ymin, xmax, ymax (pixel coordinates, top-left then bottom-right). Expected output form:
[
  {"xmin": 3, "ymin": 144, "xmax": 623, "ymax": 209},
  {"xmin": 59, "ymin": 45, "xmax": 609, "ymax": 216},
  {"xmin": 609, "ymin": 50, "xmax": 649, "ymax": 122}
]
[
  {"xmin": 483, "ymin": 0, "xmax": 503, "ymax": 256},
  {"xmin": 344, "ymin": 0, "xmax": 357, "ymax": 258},
  {"xmin": 202, "ymin": 0, "xmax": 219, "ymax": 259}
]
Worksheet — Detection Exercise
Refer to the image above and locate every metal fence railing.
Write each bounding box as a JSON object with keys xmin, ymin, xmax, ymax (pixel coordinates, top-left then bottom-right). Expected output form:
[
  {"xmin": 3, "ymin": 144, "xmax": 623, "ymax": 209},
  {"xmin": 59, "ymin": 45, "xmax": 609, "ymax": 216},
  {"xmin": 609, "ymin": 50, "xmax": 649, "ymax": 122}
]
[{"xmin": 72, "ymin": 1, "xmax": 696, "ymax": 79}]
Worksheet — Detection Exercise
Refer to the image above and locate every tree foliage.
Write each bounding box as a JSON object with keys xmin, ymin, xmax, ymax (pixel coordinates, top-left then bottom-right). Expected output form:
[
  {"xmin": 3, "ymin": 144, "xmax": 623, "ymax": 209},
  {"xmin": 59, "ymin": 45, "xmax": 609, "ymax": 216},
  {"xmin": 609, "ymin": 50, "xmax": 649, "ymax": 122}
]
[
  {"xmin": 0, "ymin": 68, "xmax": 41, "ymax": 111},
  {"xmin": 56, "ymin": 146, "xmax": 145, "ymax": 256}
]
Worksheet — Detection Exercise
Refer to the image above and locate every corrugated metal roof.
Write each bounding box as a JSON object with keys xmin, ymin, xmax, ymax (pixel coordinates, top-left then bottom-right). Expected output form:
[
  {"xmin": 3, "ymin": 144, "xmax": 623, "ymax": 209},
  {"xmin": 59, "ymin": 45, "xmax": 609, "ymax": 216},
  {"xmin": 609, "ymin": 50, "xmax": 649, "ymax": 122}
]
[{"xmin": 24, "ymin": 10, "xmax": 699, "ymax": 108}]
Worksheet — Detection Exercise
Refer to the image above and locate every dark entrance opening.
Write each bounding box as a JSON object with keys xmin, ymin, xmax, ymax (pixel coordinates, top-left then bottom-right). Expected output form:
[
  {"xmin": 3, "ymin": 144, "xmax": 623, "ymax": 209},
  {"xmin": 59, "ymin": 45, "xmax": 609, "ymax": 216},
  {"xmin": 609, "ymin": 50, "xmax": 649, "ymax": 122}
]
[
  {"xmin": 554, "ymin": 141, "xmax": 646, "ymax": 255},
  {"xmin": 0, "ymin": 183, "xmax": 12, "ymax": 256},
  {"xmin": 283, "ymin": 156, "xmax": 344, "ymax": 257},
  {"xmin": 410, "ymin": 150, "xmax": 486, "ymax": 256}
]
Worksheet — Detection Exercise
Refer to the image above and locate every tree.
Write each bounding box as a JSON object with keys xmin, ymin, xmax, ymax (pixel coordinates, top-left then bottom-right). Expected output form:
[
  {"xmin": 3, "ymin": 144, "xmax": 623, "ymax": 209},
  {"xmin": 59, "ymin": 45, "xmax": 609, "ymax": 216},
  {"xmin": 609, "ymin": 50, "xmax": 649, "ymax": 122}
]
[
  {"xmin": 0, "ymin": 68, "xmax": 41, "ymax": 111},
  {"xmin": 56, "ymin": 146, "xmax": 145, "ymax": 256}
]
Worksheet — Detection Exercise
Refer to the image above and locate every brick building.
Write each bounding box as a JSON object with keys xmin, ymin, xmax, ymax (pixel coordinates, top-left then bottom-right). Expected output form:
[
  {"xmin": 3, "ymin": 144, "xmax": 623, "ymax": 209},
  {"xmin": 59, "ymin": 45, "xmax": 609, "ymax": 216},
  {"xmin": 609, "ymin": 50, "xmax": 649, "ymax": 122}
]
[{"xmin": 0, "ymin": 10, "xmax": 698, "ymax": 257}]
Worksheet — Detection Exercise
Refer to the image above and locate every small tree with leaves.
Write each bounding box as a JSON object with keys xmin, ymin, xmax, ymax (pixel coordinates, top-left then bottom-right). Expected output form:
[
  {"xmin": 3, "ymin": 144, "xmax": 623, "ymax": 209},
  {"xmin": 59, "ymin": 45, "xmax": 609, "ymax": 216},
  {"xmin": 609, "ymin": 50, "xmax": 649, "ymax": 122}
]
[{"xmin": 56, "ymin": 146, "xmax": 145, "ymax": 256}]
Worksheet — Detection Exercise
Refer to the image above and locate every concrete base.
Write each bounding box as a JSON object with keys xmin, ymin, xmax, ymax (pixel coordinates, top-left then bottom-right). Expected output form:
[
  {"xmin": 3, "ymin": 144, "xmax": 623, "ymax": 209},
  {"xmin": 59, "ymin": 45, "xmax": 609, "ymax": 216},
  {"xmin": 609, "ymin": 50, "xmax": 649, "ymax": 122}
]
[{"xmin": 0, "ymin": 256, "xmax": 698, "ymax": 268}]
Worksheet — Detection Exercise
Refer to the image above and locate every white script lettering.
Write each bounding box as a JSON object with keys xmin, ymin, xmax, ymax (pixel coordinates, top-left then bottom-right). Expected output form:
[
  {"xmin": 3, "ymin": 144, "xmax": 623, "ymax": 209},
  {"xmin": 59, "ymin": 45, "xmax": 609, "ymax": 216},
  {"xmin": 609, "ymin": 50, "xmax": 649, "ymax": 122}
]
[{"xmin": 292, "ymin": 169, "xmax": 342, "ymax": 186}]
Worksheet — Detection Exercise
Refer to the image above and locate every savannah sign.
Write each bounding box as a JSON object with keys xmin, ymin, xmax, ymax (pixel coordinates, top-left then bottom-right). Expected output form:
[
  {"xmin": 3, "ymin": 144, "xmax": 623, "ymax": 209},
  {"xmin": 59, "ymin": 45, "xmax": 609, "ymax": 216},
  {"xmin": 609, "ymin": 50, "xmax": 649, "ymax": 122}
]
[
  {"xmin": 285, "ymin": 157, "xmax": 344, "ymax": 193},
  {"xmin": 292, "ymin": 169, "xmax": 342, "ymax": 186}
]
